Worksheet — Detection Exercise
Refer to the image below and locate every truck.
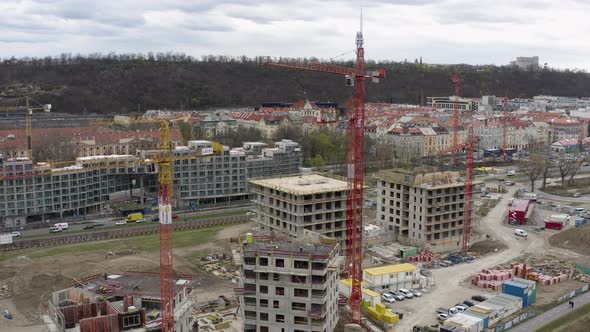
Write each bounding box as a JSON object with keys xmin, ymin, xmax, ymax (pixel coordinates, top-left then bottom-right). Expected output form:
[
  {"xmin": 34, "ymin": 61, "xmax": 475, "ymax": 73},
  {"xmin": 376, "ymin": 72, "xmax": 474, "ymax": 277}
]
[
  {"xmin": 436, "ymin": 307, "xmax": 458, "ymax": 317},
  {"xmin": 126, "ymin": 213, "xmax": 144, "ymax": 222}
]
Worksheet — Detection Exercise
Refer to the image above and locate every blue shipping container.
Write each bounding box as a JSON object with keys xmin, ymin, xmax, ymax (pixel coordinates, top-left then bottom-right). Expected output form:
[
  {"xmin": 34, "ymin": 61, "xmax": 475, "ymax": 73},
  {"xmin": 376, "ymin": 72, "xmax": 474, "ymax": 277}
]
[
  {"xmin": 502, "ymin": 281, "xmax": 528, "ymax": 296},
  {"xmin": 575, "ymin": 218, "xmax": 588, "ymax": 227}
]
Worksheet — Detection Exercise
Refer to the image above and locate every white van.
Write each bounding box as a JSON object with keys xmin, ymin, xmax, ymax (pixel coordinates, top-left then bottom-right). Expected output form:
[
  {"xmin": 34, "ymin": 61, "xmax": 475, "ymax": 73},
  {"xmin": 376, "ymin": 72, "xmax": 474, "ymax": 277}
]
[
  {"xmin": 53, "ymin": 222, "xmax": 69, "ymax": 230},
  {"xmin": 573, "ymin": 208, "xmax": 587, "ymax": 215},
  {"xmin": 514, "ymin": 229, "xmax": 527, "ymax": 237}
]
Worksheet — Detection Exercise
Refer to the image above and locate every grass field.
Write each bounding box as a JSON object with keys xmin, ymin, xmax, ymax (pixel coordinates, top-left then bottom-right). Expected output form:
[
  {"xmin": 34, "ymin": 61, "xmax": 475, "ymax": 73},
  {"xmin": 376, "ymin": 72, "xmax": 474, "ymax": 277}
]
[
  {"xmin": 0, "ymin": 225, "xmax": 226, "ymax": 262},
  {"xmin": 536, "ymin": 302, "xmax": 590, "ymax": 332}
]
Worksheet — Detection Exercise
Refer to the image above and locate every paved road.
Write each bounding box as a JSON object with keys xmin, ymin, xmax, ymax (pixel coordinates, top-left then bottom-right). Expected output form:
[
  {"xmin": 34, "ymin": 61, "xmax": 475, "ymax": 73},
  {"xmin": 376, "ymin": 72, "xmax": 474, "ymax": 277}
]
[
  {"xmin": 510, "ymin": 291, "xmax": 590, "ymax": 332},
  {"xmin": 13, "ymin": 205, "xmax": 252, "ymax": 238},
  {"xmin": 536, "ymin": 189, "xmax": 590, "ymax": 203}
]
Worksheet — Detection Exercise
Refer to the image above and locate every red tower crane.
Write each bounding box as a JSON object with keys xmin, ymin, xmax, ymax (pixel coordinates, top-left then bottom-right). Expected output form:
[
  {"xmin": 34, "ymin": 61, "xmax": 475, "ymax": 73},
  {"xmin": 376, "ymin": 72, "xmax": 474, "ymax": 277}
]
[
  {"xmin": 451, "ymin": 75, "xmax": 461, "ymax": 165},
  {"xmin": 265, "ymin": 28, "xmax": 385, "ymax": 324},
  {"xmin": 435, "ymin": 127, "xmax": 478, "ymax": 253},
  {"xmin": 503, "ymin": 96, "xmax": 508, "ymax": 161}
]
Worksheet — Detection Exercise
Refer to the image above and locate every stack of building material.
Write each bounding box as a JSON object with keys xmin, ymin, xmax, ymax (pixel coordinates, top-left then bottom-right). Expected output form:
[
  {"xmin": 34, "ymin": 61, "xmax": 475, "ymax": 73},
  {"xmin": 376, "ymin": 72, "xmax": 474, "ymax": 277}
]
[
  {"xmin": 538, "ymin": 273, "xmax": 568, "ymax": 286},
  {"xmin": 366, "ymin": 303, "xmax": 400, "ymax": 324},
  {"xmin": 471, "ymin": 269, "xmax": 513, "ymax": 290},
  {"xmin": 408, "ymin": 249, "xmax": 434, "ymax": 262},
  {"xmin": 512, "ymin": 263, "xmax": 533, "ymax": 278}
]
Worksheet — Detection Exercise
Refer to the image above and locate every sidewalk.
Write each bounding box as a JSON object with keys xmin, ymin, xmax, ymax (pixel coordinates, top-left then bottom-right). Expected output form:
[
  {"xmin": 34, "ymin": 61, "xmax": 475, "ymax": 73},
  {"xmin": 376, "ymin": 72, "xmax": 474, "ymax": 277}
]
[{"xmin": 510, "ymin": 291, "xmax": 590, "ymax": 332}]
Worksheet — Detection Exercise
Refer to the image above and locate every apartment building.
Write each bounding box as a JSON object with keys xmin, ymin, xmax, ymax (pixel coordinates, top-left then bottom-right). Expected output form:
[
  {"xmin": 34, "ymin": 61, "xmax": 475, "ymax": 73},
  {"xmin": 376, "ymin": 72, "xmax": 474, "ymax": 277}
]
[
  {"xmin": 0, "ymin": 139, "xmax": 301, "ymax": 228},
  {"xmin": 376, "ymin": 167, "xmax": 470, "ymax": 252},
  {"xmin": 0, "ymin": 155, "xmax": 153, "ymax": 227},
  {"xmin": 249, "ymin": 174, "xmax": 349, "ymax": 249},
  {"xmin": 238, "ymin": 235, "xmax": 340, "ymax": 332}
]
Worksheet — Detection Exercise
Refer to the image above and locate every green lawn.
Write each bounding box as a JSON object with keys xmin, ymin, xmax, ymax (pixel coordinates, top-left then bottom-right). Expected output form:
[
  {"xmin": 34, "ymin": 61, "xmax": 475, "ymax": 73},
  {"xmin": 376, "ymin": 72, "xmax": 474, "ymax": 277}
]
[
  {"xmin": 0, "ymin": 225, "xmax": 226, "ymax": 262},
  {"xmin": 535, "ymin": 302, "xmax": 590, "ymax": 332}
]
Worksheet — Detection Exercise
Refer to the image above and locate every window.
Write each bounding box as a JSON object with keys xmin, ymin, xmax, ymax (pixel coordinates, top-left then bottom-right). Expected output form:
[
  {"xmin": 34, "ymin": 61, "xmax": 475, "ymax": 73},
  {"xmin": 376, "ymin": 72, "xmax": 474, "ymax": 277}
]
[
  {"xmin": 275, "ymin": 258, "xmax": 284, "ymax": 267},
  {"xmin": 122, "ymin": 314, "xmax": 141, "ymax": 328},
  {"xmin": 260, "ymin": 299, "xmax": 268, "ymax": 308},
  {"xmin": 260, "ymin": 285, "xmax": 268, "ymax": 294},
  {"xmin": 273, "ymin": 300, "xmax": 280, "ymax": 309},
  {"xmin": 276, "ymin": 314, "xmax": 285, "ymax": 323},
  {"xmin": 260, "ymin": 327, "xmax": 269, "ymax": 332},
  {"xmin": 276, "ymin": 287, "xmax": 285, "ymax": 296},
  {"xmin": 260, "ymin": 312, "xmax": 269, "ymax": 321}
]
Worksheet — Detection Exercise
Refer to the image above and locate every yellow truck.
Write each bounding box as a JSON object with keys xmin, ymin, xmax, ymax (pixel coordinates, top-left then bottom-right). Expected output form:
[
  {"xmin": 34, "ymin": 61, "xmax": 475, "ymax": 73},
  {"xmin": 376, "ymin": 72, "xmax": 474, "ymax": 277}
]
[{"xmin": 126, "ymin": 213, "xmax": 144, "ymax": 223}]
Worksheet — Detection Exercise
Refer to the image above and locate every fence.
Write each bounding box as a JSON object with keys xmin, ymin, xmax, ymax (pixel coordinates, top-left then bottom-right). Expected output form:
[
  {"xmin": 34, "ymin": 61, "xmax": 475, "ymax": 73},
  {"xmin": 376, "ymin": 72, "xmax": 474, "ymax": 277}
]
[
  {"xmin": 488, "ymin": 284, "xmax": 589, "ymax": 331},
  {"xmin": 0, "ymin": 215, "xmax": 248, "ymax": 252}
]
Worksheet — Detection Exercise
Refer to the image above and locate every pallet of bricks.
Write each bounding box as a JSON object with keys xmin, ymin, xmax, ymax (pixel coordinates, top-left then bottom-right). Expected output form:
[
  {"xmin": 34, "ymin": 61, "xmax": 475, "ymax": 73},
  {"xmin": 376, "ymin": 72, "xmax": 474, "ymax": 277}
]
[
  {"xmin": 471, "ymin": 268, "xmax": 513, "ymax": 291},
  {"xmin": 512, "ymin": 262, "xmax": 568, "ymax": 286},
  {"xmin": 408, "ymin": 249, "xmax": 434, "ymax": 262}
]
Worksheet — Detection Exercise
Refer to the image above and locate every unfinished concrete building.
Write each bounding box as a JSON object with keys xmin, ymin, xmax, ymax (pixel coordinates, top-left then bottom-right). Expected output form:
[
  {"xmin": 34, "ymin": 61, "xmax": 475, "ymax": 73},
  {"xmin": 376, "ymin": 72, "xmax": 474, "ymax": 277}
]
[
  {"xmin": 47, "ymin": 272, "xmax": 193, "ymax": 332},
  {"xmin": 376, "ymin": 167, "xmax": 470, "ymax": 252},
  {"xmin": 237, "ymin": 234, "xmax": 340, "ymax": 332},
  {"xmin": 249, "ymin": 174, "xmax": 349, "ymax": 249}
]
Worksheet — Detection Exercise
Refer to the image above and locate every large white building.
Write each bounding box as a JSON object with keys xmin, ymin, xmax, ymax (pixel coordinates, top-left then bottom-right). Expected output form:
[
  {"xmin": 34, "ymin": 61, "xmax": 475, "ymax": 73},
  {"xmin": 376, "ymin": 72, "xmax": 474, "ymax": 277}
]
[
  {"xmin": 249, "ymin": 174, "xmax": 349, "ymax": 250},
  {"xmin": 377, "ymin": 167, "xmax": 471, "ymax": 252},
  {"xmin": 238, "ymin": 236, "xmax": 340, "ymax": 332}
]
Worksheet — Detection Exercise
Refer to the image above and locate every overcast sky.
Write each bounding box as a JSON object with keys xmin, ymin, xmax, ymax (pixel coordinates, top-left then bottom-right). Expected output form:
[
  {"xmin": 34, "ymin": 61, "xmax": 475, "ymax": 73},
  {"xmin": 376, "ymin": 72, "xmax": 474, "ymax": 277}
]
[{"xmin": 1, "ymin": 0, "xmax": 589, "ymax": 69}]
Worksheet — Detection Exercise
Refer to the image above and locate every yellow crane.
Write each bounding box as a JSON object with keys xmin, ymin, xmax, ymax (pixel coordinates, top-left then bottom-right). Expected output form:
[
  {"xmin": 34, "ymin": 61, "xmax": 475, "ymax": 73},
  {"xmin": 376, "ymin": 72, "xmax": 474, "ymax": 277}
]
[{"xmin": 0, "ymin": 97, "xmax": 51, "ymax": 159}]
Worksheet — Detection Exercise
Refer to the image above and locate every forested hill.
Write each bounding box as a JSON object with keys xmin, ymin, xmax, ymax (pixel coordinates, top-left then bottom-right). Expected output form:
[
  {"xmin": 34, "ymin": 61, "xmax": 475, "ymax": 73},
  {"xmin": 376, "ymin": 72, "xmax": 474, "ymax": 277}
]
[{"xmin": 1, "ymin": 54, "xmax": 590, "ymax": 114}]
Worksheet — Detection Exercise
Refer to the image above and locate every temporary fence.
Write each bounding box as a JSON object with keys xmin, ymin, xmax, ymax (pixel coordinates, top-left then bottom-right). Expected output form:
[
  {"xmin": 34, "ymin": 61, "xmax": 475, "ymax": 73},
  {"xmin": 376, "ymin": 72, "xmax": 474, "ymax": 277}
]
[{"xmin": 0, "ymin": 215, "xmax": 248, "ymax": 252}]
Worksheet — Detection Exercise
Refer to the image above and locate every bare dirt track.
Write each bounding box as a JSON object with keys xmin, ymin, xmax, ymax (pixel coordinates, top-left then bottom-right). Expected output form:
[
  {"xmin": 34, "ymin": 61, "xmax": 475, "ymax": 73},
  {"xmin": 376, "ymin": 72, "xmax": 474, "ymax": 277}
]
[{"xmin": 0, "ymin": 222, "xmax": 252, "ymax": 329}]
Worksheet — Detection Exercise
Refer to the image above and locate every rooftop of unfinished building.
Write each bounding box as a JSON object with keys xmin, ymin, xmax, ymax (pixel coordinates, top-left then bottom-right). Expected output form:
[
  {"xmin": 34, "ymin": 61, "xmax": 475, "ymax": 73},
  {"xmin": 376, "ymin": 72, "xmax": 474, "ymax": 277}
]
[
  {"xmin": 249, "ymin": 174, "xmax": 348, "ymax": 195},
  {"xmin": 242, "ymin": 237, "xmax": 335, "ymax": 258},
  {"xmin": 378, "ymin": 166, "xmax": 466, "ymax": 188},
  {"xmin": 81, "ymin": 272, "xmax": 189, "ymax": 299}
]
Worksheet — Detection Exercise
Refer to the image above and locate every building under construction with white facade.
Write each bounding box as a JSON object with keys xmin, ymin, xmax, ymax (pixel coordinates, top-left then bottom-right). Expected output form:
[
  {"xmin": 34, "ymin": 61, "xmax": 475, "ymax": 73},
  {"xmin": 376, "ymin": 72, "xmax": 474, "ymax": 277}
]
[
  {"xmin": 249, "ymin": 174, "xmax": 349, "ymax": 249},
  {"xmin": 238, "ymin": 234, "xmax": 340, "ymax": 332},
  {"xmin": 376, "ymin": 167, "xmax": 471, "ymax": 252}
]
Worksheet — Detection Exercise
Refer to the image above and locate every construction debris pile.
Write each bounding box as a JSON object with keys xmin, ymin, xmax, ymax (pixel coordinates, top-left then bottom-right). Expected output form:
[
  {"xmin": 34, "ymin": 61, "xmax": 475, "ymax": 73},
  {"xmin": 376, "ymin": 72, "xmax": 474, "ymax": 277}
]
[
  {"xmin": 515, "ymin": 258, "xmax": 590, "ymax": 284},
  {"xmin": 0, "ymin": 284, "xmax": 9, "ymax": 299},
  {"xmin": 200, "ymin": 253, "xmax": 239, "ymax": 280},
  {"xmin": 471, "ymin": 268, "xmax": 513, "ymax": 290}
]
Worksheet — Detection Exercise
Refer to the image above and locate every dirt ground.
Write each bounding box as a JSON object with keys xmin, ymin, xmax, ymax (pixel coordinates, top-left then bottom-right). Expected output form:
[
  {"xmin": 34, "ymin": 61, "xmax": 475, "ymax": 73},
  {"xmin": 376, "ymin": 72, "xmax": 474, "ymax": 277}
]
[
  {"xmin": 469, "ymin": 239, "xmax": 508, "ymax": 255},
  {"xmin": 549, "ymin": 224, "xmax": 590, "ymax": 256},
  {"xmin": 0, "ymin": 222, "xmax": 253, "ymax": 329},
  {"xmin": 535, "ymin": 279, "xmax": 587, "ymax": 306}
]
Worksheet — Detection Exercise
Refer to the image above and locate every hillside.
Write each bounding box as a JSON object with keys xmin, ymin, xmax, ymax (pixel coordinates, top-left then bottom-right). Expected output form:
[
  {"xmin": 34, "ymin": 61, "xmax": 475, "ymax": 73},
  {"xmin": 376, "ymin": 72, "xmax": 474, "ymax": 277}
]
[{"xmin": 1, "ymin": 55, "xmax": 590, "ymax": 114}]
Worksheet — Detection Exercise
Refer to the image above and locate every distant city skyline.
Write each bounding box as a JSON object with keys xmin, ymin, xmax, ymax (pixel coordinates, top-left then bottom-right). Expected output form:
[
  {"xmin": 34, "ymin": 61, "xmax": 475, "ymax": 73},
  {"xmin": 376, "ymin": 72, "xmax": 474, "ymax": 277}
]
[{"xmin": 1, "ymin": 0, "xmax": 589, "ymax": 69}]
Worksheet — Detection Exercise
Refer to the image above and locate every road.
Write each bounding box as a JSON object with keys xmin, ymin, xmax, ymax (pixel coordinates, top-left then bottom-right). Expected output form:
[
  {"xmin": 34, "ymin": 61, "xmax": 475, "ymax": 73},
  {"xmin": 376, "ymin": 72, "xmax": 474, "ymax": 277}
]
[
  {"xmin": 394, "ymin": 182, "xmax": 582, "ymax": 330},
  {"xmin": 510, "ymin": 291, "xmax": 590, "ymax": 332},
  {"xmin": 13, "ymin": 205, "xmax": 252, "ymax": 238},
  {"xmin": 536, "ymin": 189, "xmax": 590, "ymax": 203}
]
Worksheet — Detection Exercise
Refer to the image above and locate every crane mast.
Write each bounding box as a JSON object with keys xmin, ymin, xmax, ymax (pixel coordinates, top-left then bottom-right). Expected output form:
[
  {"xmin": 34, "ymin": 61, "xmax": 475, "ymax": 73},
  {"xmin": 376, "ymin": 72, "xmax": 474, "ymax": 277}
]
[
  {"xmin": 451, "ymin": 75, "xmax": 461, "ymax": 166},
  {"xmin": 503, "ymin": 96, "xmax": 508, "ymax": 161},
  {"xmin": 158, "ymin": 121, "xmax": 174, "ymax": 332},
  {"xmin": 264, "ymin": 21, "xmax": 385, "ymax": 326}
]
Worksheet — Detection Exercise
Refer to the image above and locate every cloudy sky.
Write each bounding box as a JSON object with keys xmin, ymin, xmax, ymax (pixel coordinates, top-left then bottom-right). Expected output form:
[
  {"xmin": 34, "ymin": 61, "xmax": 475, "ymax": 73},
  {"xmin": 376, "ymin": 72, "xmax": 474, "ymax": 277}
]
[{"xmin": 1, "ymin": 0, "xmax": 589, "ymax": 69}]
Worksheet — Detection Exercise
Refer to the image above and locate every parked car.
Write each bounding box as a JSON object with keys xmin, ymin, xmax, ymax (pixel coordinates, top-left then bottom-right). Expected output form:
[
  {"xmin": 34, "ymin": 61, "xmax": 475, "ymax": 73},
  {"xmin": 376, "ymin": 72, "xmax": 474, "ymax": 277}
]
[
  {"xmin": 172, "ymin": 214, "xmax": 179, "ymax": 219},
  {"xmin": 573, "ymin": 208, "xmax": 587, "ymax": 215},
  {"xmin": 10, "ymin": 231, "xmax": 20, "ymax": 237},
  {"xmin": 398, "ymin": 289, "xmax": 414, "ymax": 299},
  {"xmin": 514, "ymin": 229, "xmax": 528, "ymax": 237},
  {"xmin": 573, "ymin": 193, "xmax": 582, "ymax": 198},
  {"xmin": 388, "ymin": 291, "xmax": 405, "ymax": 301},
  {"xmin": 411, "ymin": 289, "xmax": 422, "ymax": 297},
  {"xmin": 454, "ymin": 304, "xmax": 468, "ymax": 312},
  {"xmin": 471, "ymin": 295, "xmax": 488, "ymax": 302},
  {"xmin": 381, "ymin": 293, "xmax": 396, "ymax": 303},
  {"xmin": 83, "ymin": 225, "xmax": 95, "ymax": 230},
  {"xmin": 152, "ymin": 216, "xmax": 159, "ymax": 222},
  {"xmin": 136, "ymin": 218, "xmax": 146, "ymax": 223},
  {"xmin": 437, "ymin": 313, "xmax": 449, "ymax": 321},
  {"xmin": 49, "ymin": 227, "xmax": 62, "ymax": 233},
  {"xmin": 462, "ymin": 300, "xmax": 476, "ymax": 307},
  {"xmin": 507, "ymin": 170, "xmax": 516, "ymax": 176},
  {"xmin": 115, "ymin": 220, "xmax": 127, "ymax": 225},
  {"xmin": 505, "ymin": 181, "xmax": 515, "ymax": 186}
]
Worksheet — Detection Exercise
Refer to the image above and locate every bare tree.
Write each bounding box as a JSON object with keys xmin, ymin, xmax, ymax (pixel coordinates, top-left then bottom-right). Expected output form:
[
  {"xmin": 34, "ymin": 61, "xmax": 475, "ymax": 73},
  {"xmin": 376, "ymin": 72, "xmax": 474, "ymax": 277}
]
[
  {"xmin": 519, "ymin": 151, "xmax": 545, "ymax": 192},
  {"xmin": 556, "ymin": 155, "xmax": 577, "ymax": 185},
  {"xmin": 568, "ymin": 158, "xmax": 585, "ymax": 185},
  {"xmin": 33, "ymin": 133, "xmax": 77, "ymax": 162}
]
